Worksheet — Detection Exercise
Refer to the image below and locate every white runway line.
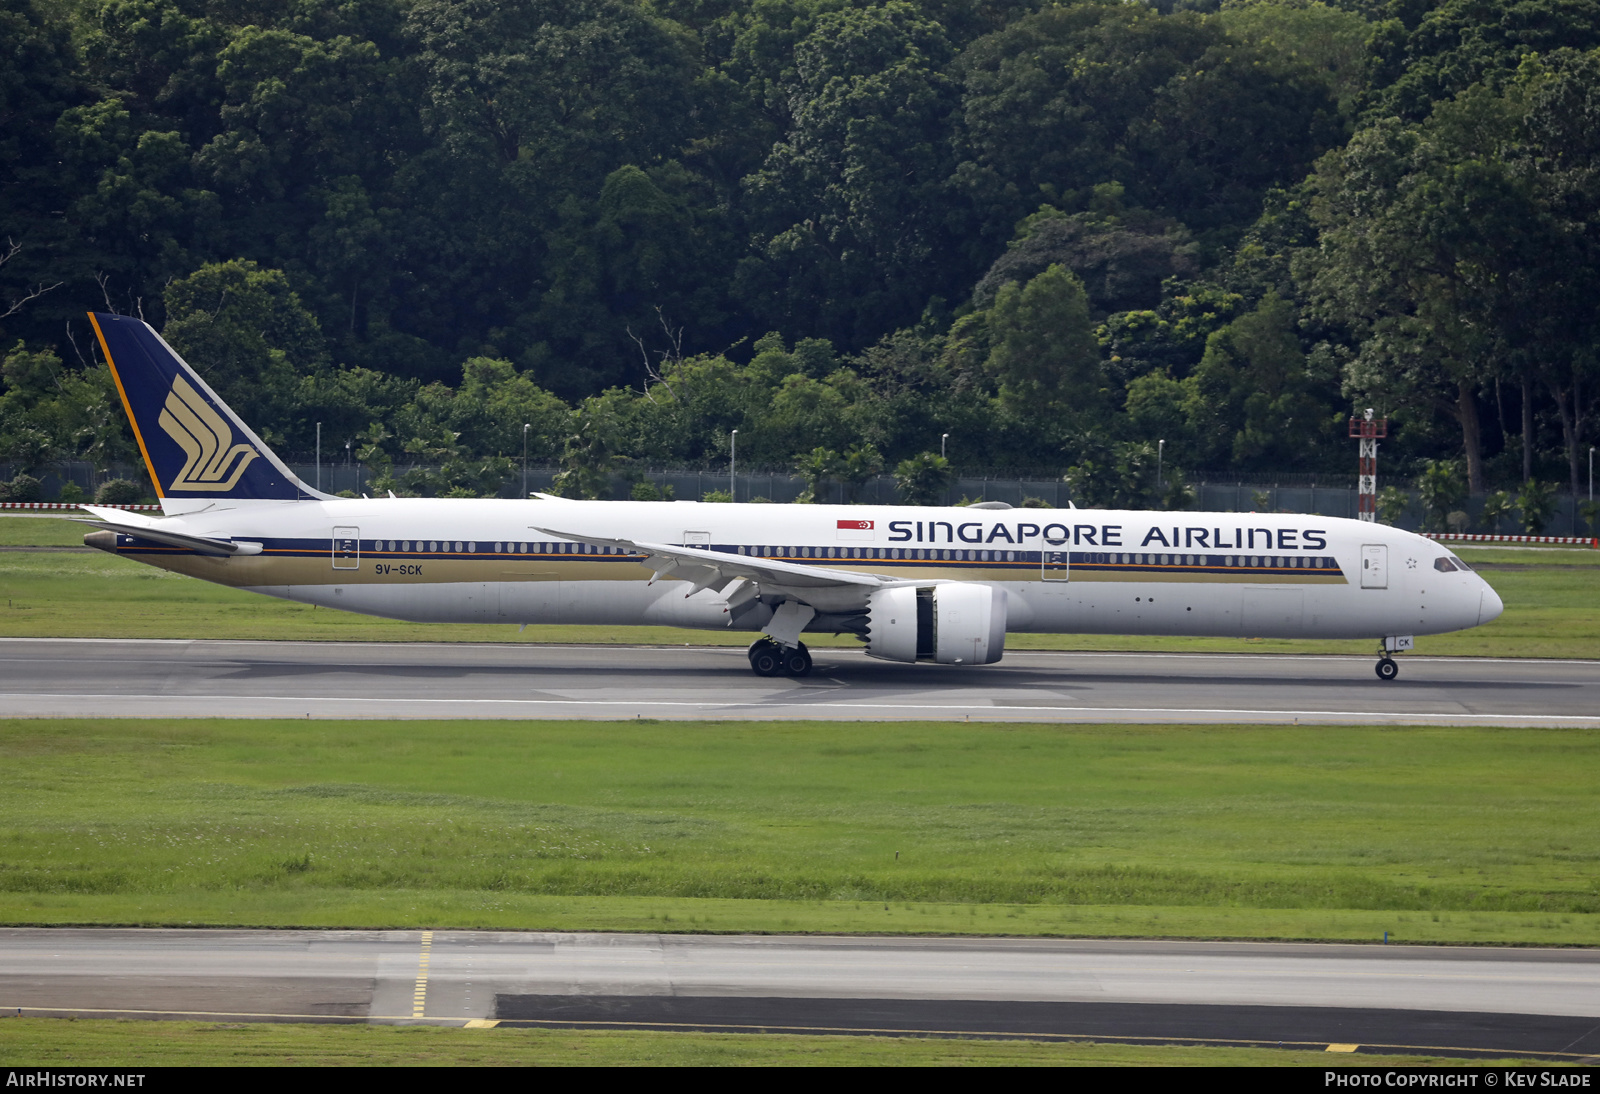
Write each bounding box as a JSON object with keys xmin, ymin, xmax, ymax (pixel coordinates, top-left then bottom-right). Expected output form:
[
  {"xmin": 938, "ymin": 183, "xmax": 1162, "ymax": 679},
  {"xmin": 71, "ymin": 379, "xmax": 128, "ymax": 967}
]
[{"xmin": 5, "ymin": 691, "xmax": 1600, "ymax": 724}]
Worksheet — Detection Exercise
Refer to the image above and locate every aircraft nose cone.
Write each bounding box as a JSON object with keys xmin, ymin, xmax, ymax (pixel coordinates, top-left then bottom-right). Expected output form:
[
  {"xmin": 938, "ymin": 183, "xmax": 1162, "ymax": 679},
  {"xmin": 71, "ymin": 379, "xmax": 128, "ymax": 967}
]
[{"xmin": 1478, "ymin": 583, "xmax": 1504, "ymax": 625}]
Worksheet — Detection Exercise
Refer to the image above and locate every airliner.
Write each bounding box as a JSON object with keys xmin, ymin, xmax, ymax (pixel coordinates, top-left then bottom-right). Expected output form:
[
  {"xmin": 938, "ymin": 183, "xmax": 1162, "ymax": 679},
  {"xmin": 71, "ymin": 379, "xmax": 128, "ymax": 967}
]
[{"xmin": 77, "ymin": 312, "xmax": 1503, "ymax": 680}]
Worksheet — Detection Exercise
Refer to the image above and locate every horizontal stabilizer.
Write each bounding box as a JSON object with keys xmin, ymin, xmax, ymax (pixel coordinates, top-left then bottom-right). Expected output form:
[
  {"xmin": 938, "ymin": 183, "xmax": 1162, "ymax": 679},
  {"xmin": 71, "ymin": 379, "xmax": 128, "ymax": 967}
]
[{"xmin": 74, "ymin": 516, "xmax": 261, "ymax": 556}]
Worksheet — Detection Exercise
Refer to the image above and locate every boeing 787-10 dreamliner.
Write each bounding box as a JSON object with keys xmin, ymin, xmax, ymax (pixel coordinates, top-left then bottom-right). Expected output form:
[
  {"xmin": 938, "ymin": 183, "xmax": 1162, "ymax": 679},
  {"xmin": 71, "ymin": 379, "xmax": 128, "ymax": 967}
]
[{"xmin": 77, "ymin": 312, "xmax": 1502, "ymax": 679}]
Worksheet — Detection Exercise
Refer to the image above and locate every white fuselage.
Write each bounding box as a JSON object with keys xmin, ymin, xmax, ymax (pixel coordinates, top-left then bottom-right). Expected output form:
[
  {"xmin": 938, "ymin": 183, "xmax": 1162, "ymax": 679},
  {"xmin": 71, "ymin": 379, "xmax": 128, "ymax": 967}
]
[{"xmin": 100, "ymin": 497, "xmax": 1503, "ymax": 644}]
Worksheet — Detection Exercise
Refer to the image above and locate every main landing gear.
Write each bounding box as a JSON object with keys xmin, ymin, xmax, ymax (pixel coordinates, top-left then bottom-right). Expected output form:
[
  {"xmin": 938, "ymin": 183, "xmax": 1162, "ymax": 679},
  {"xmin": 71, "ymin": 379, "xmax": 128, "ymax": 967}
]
[{"xmin": 749, "ymin": 637, "xmax": 812, "ymax": 678}]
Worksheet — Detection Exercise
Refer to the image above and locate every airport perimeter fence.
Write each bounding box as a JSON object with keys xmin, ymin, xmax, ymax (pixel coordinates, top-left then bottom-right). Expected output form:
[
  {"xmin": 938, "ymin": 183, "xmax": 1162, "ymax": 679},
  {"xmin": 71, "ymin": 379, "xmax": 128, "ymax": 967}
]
[{"xmin": 4, "ymin": 460, "xmax": 1596, "ymax": 538}]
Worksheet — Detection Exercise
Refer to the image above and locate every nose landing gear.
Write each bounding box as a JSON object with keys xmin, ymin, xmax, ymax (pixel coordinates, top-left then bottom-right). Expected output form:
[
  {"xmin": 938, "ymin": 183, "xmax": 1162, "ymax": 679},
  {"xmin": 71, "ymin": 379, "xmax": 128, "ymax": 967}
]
[
  {"xmin": 1374, "ymin": 635, "xmax": 1412, "ymax": 681},
  {"xmin": 748, "ymin": 638, "xmax": 812, "ymax": 678}
]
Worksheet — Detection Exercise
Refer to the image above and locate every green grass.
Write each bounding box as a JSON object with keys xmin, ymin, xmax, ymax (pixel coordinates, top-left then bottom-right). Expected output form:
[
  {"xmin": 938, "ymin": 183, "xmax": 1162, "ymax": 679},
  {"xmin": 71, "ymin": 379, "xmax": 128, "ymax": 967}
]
[
  {"xmin": 0, "ymin": 515, "xmax": 88, "ymax": 547},
  {"xmin": 1, "ymin": 519, "xmax": 1596, "ymax": 656},
  {"xmin": 0, "ymin": 1018, "xmax": 1549, "ymax": 1067},
  {"xmin": 2, "ymin": 718, "xmax": 1597, "ymax": 943}
]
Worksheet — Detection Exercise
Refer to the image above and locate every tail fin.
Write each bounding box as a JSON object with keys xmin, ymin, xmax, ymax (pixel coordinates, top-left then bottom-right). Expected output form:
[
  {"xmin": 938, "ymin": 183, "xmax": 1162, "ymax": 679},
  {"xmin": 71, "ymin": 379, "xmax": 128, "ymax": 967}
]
[{"xmin": 89, "ymin": 312, "xmax": 328, "ymax": 502}]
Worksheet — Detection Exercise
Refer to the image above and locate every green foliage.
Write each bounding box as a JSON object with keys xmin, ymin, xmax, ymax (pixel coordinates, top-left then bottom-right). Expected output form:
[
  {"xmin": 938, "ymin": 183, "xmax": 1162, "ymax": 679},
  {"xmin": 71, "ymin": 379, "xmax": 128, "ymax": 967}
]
[
  {"xmin": 94, "ymin": 479, "xmax": 143, "ymax": 505},
  {"xmin": 954, "ymin": 2, "xmax": 1342, "ymax": 240},
  {"xmin": 836, "ymin": 443, "xmax": 885, "ymax": 503},
  {"xmin": 701, "ymin": 488, "xmax": 732, "ymax": 503},
  {"xmin": 630, "ymin": 480, "xmax": 674, "ymax": 502},
  {"xmin": 0, "ymin": 0, "xmax": 1593, "ymax": 489},
  {"xmin": 1188, "ymin": 292, "xmax": 1336, "ymax": 468},
  {"xmin": 1375, "ymin": 484, "xmax": 1409, "ymax": 526},
  {"xmin": 1064, "ymin": 439, "xmax": 1194, "ymax": 510},
  {"xmin": 162, "ymin": 261, "xmax": 328, "ymax": 449},
  {"xmin": 986, "ymin": 264, "xmax": 1104, "ymax": 420},
  {"xmin": 793, "ymin": 446, "xmax": 840, "ymax": 504},
  {"xmin": 893, "ymin": 451, "xmax": 953, "ymax": 505},
  {"xmin": 1370, "ymin": 0, "xmax": 1600, "ymax": 121},
  {"xmin": 4, "ymin": 474, "xmax": 41, "ymax": 502},
  {"xmin": 1217, "ymin": 0, "xmax": 1373, "ymax": 111},
  {"xmin": 1416, "ymin": 458, "xmax": 1467, "ymax": 533},
  {"xmin": 1480, "ymin": 490, "xmax": 1514, "ymax": 533},
  {"xmin": 1579, "ymin": 499, "xmax": 1600, "ymax": 537},
  {"xmin": 1514, "ymin": 478, "xmax": 1559, "ymax": 534}
]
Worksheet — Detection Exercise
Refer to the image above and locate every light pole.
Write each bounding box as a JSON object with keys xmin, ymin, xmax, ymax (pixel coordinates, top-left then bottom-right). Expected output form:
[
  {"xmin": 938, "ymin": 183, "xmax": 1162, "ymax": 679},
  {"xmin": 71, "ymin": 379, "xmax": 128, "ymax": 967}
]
[
  {"xmin": 730, "ymin": 429, "xmax": 738, "ymax": 502},
  {"xmin": 315, "ymin": 422, "xmax": 321, "ymax": 491},
  {"xmin": 345, "ymin": 439, "xmax": 351, "ymax": 494},
  {"xmin": 1157, "ymin": 439, "xmax": 1164, "ymax": 490},
  {"xmin": 1590, "ymin": 446, "xmax": 1595, "ymax": 502},
  {"xmin": 522, "ymin": 423, "xmax": 530, "ymax": 499},
  {"xmin": 941, "ymin": 433, "xmax": 948, "ymax": 459}
]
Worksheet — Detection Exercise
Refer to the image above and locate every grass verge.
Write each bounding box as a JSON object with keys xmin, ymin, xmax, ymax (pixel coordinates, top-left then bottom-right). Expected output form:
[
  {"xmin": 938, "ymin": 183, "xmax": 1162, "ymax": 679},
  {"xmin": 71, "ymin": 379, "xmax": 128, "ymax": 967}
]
[
  {"xmin": 1, "ymin": 519, "xmax": 1596, "ymax": 656},
  {"xmin": 1, "ymin": 718, "xmax": 1596, "ymax": 943},
  {"xmin": 0, "ymin": 1018, "xmax": 1546, "ymax": 1067}
]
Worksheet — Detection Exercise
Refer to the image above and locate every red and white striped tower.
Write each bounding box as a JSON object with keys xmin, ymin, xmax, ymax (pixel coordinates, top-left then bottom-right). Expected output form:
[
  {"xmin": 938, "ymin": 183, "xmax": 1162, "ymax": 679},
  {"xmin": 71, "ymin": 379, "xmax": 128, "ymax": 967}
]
[{"xmin": 1349, "ymin": 408, "xmax": 1387, "ymax": 522}]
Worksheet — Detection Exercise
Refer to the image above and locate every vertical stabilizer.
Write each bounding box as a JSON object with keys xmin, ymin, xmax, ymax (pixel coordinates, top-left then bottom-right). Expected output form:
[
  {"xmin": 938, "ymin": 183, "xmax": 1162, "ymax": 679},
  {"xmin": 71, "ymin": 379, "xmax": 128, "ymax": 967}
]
[{"xmin": 89, "ymin": 312, "xmax": 328, "ymax": 501}]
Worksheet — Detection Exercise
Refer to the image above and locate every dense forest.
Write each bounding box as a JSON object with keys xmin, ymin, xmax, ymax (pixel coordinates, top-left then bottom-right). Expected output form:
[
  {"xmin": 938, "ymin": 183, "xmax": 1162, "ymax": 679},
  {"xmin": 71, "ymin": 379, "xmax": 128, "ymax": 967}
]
[{"xmin": 1, "ymin": 0, "xmax": 1598, "ymax": 519}]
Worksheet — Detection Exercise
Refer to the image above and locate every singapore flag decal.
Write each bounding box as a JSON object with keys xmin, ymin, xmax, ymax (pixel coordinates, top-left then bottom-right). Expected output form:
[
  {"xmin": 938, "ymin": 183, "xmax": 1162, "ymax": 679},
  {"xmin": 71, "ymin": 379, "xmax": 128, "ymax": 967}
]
[{"xmin": 837, "ymin": 518, "xmax": 874, "ymax": 541}]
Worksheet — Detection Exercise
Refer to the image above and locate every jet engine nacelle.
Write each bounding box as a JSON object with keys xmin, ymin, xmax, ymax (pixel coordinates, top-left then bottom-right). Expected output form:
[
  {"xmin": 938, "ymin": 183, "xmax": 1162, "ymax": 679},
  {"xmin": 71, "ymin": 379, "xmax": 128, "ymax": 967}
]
[{"xmin": 865, "ymin": 583, "xmax": 1007, "ymax": 665}]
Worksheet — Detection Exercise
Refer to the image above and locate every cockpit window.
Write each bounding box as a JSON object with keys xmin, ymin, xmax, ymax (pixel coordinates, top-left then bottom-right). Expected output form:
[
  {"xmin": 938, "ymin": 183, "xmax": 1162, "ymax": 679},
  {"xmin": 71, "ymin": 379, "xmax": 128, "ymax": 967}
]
[
  {"xmin": 1449, "ymin": 554, "xmax": 1472, "ymax": 572},
  {"xmin": 1433, "ymin": 556, "xmax": 1468, "ymax": 572}
]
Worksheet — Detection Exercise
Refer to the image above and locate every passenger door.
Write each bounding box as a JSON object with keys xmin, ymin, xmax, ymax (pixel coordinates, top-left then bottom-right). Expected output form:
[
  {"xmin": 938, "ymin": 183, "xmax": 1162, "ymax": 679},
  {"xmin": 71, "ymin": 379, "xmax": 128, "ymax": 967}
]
[
  {"xmin": 1041, "ymin": 543, "xmax": 1071, "ymax": 582},
  {"xmin": 1360, "ymin": 544, "xmax": 1388, "ymax": 589},
  {"xmin": 332, "ymin": 526, "xmax": 360, "ymax": 570}
]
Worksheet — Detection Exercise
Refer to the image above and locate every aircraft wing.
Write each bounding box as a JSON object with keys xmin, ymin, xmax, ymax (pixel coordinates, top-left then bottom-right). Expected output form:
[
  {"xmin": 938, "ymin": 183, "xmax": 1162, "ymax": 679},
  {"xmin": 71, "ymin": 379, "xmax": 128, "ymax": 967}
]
[{"xmin": 530, "ymin": 526, "xmax": 886, "ymax": 591}]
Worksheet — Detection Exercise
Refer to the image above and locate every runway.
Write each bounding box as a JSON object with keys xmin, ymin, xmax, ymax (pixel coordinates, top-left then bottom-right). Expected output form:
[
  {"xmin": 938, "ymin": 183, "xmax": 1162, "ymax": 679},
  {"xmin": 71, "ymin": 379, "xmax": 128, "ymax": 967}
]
[
  {"xmin": 3, "ymin": 930, "xmax": 1598, "ymax": 1058},
  {"xmin": 1, "ymin": 637, "xmax": 1598, "ymax": 725}
]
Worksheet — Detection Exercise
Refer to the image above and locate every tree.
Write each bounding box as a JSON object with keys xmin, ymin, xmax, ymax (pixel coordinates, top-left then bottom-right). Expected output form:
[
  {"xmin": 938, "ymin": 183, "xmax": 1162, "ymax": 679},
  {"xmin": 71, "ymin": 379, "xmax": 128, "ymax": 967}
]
[
  {"xmin": 551, "ymin": 394, "xmax": 624, "ymax": 499},
  {"xmin": 161, "ymin": 260, "xmax": 329, "ymax": 447},
  {"xmin": 970, "ymin": 197, "xmax": 1198, "ymax": 318},
  {"xmin": 1516, "ymin": 51, "xmax": 1600, "ymax": 500},
  {"xmin": 1480, "ymin": 489, "xmax": 1514, "ymax": 532},
  {"xmin": 793, "ymin": 446, "xmax": 841, "ymax": 504},
  {"xmin": 984, "ymin": 264, "xmax": 1104, "ymax": 421},
  {"xmin": 837, "ymin": 443, "xmax": 884, "ymax": 503},
  {"xmin": 1216, "ymin": 0, "xmax": 1373, "ymax": 113},
  {"xmin": 1369, "ymin": 0, "xmax": 1600, "ymax": 121},
  {"xmin": 953, "ymin": 3, "xmax": 1340, "ymax": 242},
  {"xmin": 1416, "ymin": 458, "xmax": 1468, "ymax": 533},
  {"xmin": 894, "ymin": 451, "xmax": 953, "ymax": 505},
  {"xmin": 0, "ymin": 0, "xmax": 83, "ymax": 339},
  {"xmin": 1063, "ymin": 439, "xmax": 1194, "ymax": 509},
  {"xmin": 738, "ymin": 2, "xmax": 960, "ymax": 345},
  {"xmin": 1300, "ymin": 98, "xmax": 1546, "ymax": 492},
  {"xmin": 1186, "ymin": 292, "xmax": 1336, "ymax": 469},
  {"xmin": 1515, "ymin": 478, "xmax": 1559, "ymax": 533},
  {"xmin": 1376, "ymin": 485, "xmax": 1410, "ymax": 526}
]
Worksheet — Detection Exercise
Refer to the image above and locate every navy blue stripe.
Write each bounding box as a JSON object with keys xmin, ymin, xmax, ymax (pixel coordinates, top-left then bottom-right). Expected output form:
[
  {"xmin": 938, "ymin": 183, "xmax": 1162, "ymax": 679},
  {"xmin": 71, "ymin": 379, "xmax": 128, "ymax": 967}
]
[{"xmin": 112, "ymin": 534, "xmax": 1346, "ymax": 577}]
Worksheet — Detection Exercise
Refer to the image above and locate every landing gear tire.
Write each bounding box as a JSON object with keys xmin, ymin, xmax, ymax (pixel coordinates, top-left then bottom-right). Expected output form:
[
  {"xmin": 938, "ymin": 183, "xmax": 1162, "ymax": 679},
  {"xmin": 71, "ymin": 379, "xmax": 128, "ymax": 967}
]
[
  {"xmin": 748, "ymin": 638, "xmax": 783, "ymax": 678},
  {"xmin": 782, "ymin": 643, "xmax": 813, "ymax": 678},
  {"xmin": 1375, "ymin": 656, "xmax": 1399, "ymax": 681}
]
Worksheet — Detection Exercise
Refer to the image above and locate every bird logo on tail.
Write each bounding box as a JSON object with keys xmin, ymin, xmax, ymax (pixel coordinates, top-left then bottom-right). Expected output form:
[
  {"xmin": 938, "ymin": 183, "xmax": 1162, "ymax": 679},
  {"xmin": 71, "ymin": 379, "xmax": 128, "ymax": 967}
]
[{"xmin": 157, "ymin": 375, "xmax": 259, "ymax": 491}]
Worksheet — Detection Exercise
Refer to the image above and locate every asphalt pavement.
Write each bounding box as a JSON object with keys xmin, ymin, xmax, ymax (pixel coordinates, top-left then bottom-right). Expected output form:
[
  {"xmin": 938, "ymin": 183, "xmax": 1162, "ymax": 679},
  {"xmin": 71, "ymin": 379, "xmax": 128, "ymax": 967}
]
[
  {"xmin": 3, "ymin": 930, "xmax": 1597, "ymax": 1059},
  {"xmin": 1, "ymin": 637, "xmax": 1597, "ymax": 725}
]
